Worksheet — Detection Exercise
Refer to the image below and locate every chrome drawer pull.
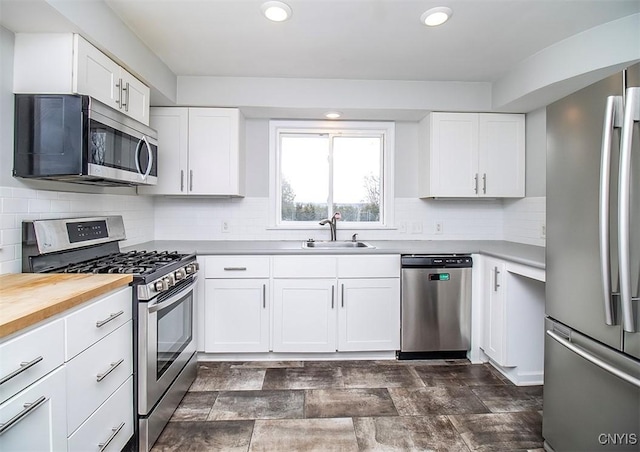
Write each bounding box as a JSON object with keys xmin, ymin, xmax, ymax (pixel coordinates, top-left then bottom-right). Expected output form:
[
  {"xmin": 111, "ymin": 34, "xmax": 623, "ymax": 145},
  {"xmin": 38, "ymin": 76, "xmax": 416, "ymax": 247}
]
[
  {"xmin": 223, "ymin": 267, "xmax": 247, "ymax": 271},
  {"xmin": 0, "ymin": 396, "xmax": 47, "ymax": 435},
  {"xmin": 0, "ymin": 356, "xmax": 43, "ymax": 386},
  {"xmin": 96, "ymin": 358, "xmax": 125, "ymax": 382},
  {"xmin": 96, "ymin": 310, "xmax": 125, "ymax": 328},
  {"xmin": 98, "ymin": 422, "xmax": 125, "ymax": 451}
]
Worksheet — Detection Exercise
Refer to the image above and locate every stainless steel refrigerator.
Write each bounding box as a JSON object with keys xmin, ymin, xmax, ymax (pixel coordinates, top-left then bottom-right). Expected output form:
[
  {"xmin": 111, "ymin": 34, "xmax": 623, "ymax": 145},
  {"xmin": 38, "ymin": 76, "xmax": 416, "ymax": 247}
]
[{"xmin": 544, "ymin": 63, "xmax": 640, "ymax": 451}]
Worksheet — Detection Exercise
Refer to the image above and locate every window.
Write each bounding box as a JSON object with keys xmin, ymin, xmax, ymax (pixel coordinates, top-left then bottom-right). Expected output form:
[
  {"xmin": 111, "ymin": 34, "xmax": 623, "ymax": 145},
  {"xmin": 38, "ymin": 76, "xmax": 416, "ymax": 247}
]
[{"xmin": 269, "ymin": 120, "xmax": 394, "ymax": 228}]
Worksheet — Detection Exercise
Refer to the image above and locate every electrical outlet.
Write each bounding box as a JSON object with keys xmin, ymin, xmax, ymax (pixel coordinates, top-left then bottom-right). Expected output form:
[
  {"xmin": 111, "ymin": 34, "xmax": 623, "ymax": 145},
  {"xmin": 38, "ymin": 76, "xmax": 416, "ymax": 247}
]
[
  {"xmin": 435, "ymin": 221, "xmax": 443, "ymax": 234},
  {"xmin": 541, "ymin": 224, "xmax": 546, "ymax": 239},
  {"xmin": 222, "ymin": 220, "xmax": 230, "ymax": 233},
  {"xmin": 411, "ymin": 221, "xmax": 423, "ymax": 234},
  {"xmin": 398, "ymin": 221, "xmax": 407, "ymax": 233}
]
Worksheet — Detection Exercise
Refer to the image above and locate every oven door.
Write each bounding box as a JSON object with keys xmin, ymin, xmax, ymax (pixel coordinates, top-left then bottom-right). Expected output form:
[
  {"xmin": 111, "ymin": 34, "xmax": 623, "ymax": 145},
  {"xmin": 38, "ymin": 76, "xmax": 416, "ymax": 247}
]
[{"xmin": 138, "ymin": 277, "xmax": 196, "ymax": 415}]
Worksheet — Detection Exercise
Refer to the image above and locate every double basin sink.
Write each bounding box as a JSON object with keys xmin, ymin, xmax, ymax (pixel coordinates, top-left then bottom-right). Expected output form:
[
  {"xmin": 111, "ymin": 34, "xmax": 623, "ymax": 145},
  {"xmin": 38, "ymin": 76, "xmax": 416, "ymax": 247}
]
[{"xmin": 302, "ymin": 240, "xmax": 374, "ymax": 249}]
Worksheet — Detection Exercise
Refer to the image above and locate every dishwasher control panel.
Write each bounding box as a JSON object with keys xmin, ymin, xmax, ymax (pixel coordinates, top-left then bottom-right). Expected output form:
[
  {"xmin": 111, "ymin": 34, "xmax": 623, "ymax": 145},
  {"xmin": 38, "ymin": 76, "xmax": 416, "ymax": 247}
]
[{"xmin": 401, "ymin": 255, "xmax": 472, "ymax": 268}]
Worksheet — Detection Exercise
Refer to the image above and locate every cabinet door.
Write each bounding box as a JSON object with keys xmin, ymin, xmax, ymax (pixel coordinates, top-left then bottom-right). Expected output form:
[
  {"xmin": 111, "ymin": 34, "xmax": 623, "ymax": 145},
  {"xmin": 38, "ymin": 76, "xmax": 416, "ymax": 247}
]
[
  {"xmin": 478, "ymin": 114, "xmax": 525, "ymax": 197},
  {"xmin": 188, "ymin": 108, "xmax": 243, "ymax": 196},
  {"xmin": 429, "ymin": 113, "xmax": 479, "ymax": 197},
  {"xmin": 73, "ymin": 35, "xmax": 120, "ymax": 110},
  {"xmin": 338, "ymin": 278, "xmax": 400, "ymax": 351},
  {"xmin": 273, "ymin": 279, "xmax": 336, "ymax": 352},
  {"xmin": 140, "ymin": 108, "xmax": 189, "ymax": 195},
  {"xmin": 204, "ymin": 279, "xmax": 270, "ymax": 352},
  {"xmin": 482, "ymin": 258, "xmax": 507, "ymax": 364},
  {"xmin": 0, "ymin": 367, "xmax": 67, "ymax": 452},
  {"xmin": 120, "ymin": 70, "xmax": 150, "ymax": 125}
]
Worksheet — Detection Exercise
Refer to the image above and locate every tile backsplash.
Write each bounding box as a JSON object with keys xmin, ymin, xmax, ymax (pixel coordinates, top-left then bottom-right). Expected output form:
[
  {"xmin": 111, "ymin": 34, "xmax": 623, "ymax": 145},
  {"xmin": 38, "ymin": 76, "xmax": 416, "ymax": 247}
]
[
  {"xmin": 0, "ymin": 185, "xmax": 545, "ymax": 274},
  {"xmin": 0, "ymin": 186, "xmax": 154, "ymax": 274}
]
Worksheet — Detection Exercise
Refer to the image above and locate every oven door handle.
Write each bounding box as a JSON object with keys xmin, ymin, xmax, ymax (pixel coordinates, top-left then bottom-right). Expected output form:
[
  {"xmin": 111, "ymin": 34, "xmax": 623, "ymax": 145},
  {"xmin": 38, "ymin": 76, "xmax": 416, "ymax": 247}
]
[{"xmin": 148, "ymin": 279, "xmax": 196, "ymax": 314}]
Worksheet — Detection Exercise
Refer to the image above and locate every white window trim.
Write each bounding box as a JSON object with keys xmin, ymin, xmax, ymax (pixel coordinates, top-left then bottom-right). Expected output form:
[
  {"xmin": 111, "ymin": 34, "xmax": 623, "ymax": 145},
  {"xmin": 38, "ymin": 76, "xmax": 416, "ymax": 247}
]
[{"xmin": 268, "ymin": 120, "xmax": 395, "ymax": 230}]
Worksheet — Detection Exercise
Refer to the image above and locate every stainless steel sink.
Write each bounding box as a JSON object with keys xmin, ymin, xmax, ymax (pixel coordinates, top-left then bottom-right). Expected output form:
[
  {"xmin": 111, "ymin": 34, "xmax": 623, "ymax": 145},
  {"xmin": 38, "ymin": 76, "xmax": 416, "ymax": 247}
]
[{"xmin": 302, "ymin": 240, "xmax": 374, "ymax": 249}]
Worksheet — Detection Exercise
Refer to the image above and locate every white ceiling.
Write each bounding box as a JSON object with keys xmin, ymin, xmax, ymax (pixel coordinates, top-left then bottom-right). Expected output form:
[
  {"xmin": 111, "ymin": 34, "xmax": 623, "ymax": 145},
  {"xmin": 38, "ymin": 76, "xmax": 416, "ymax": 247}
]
[{"xmin": 102, "ymin": 0, "xmax": 640, "ymax": 82}]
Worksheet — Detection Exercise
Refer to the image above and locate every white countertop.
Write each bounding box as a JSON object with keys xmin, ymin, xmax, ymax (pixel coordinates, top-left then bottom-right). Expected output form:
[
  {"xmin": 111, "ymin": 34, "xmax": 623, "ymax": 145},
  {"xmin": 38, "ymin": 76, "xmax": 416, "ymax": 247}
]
[{"xmin": 125, "ymin": 240, "xmax": 545, "ymax": 269}]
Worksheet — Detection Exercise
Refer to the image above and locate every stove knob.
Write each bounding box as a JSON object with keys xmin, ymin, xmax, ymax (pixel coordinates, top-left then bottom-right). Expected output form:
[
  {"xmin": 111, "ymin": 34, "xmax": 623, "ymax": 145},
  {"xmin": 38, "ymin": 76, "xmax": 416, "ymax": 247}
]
[
  {"xmin": 185, "ymin": 265, "xmax": 194, "ymax": 274},
  {"xmin": 154, "ymin": 280, "xmax": 165, "ymax": 292},
  {"xmin": 163, "ymin": 276, "xmax": 173, "ymax": 288},
  {"xmin": 174, "ymin": 268, "xmax": 186, "ymax": 280}
]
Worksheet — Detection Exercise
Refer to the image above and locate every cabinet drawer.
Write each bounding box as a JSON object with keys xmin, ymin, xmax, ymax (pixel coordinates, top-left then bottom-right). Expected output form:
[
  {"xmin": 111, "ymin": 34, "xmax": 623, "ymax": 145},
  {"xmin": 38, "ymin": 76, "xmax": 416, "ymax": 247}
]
[
  {"xmin": 205, "ymin": 256, "xmax": 270, "ymax": 278},
  {"xmin": 68, "ymin": 376, "xmax": 133, "ymax": 452},
  {"xmin": 337, "ymin": 255, "xmax": 400, "ymax": 278},
  {"xmin": 273, "ymin": 256, "xmax": 337, "ymax": 278},
  {"xmin": 0, "ymin": 366, "xmax": 67, "ymax": 452},
  {"xmin": 65, "ymin": 287, "xmax": 131, "ymax": 360},
  {"xmin": 0, "ymin": 320, "xmax": 64, "ymax": 405},
  {"xmin": 66, "ymin": 321, "xmax": 132, "ymax": 435}
]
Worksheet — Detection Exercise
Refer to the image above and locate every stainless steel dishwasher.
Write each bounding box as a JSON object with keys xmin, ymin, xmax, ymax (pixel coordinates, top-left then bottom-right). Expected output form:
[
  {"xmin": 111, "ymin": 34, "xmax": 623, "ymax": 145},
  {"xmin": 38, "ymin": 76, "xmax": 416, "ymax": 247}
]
[{"xmin": 400, "ymin": 255, "xmax": 472, "ymax": 358}]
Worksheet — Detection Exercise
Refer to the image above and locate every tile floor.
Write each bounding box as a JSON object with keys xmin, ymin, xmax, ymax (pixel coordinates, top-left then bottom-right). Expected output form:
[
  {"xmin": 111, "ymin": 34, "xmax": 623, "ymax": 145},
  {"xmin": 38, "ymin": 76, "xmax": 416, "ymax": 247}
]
[{"xmin": 151, "ymin": 359, "xmax": 544, "ymax": 451}]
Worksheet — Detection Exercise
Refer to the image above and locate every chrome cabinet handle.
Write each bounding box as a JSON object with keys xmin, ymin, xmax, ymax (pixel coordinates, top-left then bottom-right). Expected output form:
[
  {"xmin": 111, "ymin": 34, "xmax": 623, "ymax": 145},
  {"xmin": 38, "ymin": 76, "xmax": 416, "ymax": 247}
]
[
  {"xmin": 618, "ymin": 87, "xmax": 640, "ymax": 333},
  {"xmin": 96, "ymin": 310, "xmax": 124, "ymax": 328},
  {"xmin": 599, "ymin": 95, "xmax": 623, "ymax": 326},
  {"xmin": 547, "ymin": 330, "xmax": 640, "ymax": 389},
  {"xmin": 180, "ymin": 170, "xmax": 184, "ymax": 192},
  {"xmin": 494, "ymin": 266, "xmax": 500, "ymax": 292},
  {"xmin": 190, "ymin": 170, "xmax": 194, "ymax": 191},
  {"xmin": 331, "ymin": 285, "xmax": 335, "ymax": 309},
  {"xmin": 98, "ymin": 422, "xmax": 125, "ymax": 451},
  {"xmin": 0, "ymin": 356, "xmax": 43, "ymax": 386},
  {"xmin": 0, "ymin": 396, "xmax": 47, "ymax": 435},
  {"xmin": 263, "ymin": 284, "xmax": 266, "ymax": 309},
  {"xmin": 123, "ymin": 82, "xmax": 130, "ymax": 112},
  {"xmin": 96, "ymin": 358, "xmax": 124, "ymax": 382},
  {"xmin": 341, "ymin": 284, "xmax": 345, "ymax": 308},
  {"xmin": 223, "ymin": 267, "xmax": 247, "ymax": 271},
  {"xmin": 474, "ymin": 174, "xmax": 479, "ymax": 194},
  {"xmin": 115, "ymin": 78, "xmax": 123, "ymax": 108},
  {"xmin": 482, "ymin": 173, "xmax": 487, "ymax": 194}
]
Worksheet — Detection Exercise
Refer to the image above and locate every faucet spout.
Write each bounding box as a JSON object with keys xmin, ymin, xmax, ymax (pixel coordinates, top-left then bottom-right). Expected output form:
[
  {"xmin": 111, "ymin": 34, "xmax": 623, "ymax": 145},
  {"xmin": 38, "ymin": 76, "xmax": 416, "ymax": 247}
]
[{"xmin": 319, "ymin": 212, "xmax": 341, "ymax": 241}]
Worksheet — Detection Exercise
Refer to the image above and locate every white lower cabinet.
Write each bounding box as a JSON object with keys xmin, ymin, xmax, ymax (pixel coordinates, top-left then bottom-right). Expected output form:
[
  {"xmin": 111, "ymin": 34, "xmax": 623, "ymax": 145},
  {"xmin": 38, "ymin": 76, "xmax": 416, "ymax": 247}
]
[
  {"xmin": 0, "ymin": 286, "xmax": 134, "ymax": 451},
  {"xmin": 201, "ymin": 254, "xmax": 401, "ymax": 355},
  {"xmin": 482, "ymin": 257, "xmax": 508, "ymax": 365},
  {"xmin": 0, "ymin": 367, "xmax": 67, "ymax": 452},
  {"xmin": 273, "ymin": 279, "xmax": 337, "ymax": 352},
  {"xmin": 479, "ymin": 255, "xmax": 546, "ymax": 385},
  {"xmin": 338, "ymin": 278, "xmax": 400, "ymax": 351},
  {"xmin": 205, "ymin": 279, "xmax": 270, "ymax": 352},
  {"xmin": 66, "ymin": 320, "xmax": 133, "ymax": 435},
  {"xmin": 68, "ymin": 376, "xmax": 134, "ymax": 452}
]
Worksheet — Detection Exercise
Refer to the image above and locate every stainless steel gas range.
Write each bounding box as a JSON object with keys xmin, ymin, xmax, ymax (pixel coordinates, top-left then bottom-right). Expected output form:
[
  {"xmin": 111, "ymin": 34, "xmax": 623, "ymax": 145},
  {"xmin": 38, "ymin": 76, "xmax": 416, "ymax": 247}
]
[{"xmin": 22, "ymin": 216, "xmax": 198, "ymax": 451}]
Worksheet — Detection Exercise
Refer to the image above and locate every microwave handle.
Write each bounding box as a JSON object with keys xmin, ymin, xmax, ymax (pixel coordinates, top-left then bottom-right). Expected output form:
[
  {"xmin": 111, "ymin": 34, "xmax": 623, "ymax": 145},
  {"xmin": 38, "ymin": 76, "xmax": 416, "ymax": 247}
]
[{"xmin": 135, "ymin": 136, "xmax": 154, "ymax": 180}]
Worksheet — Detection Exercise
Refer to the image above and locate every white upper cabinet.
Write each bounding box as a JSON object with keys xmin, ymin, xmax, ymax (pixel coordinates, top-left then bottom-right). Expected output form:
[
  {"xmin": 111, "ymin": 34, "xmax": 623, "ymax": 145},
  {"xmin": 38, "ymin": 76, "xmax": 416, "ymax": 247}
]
[
  {"xmin": 139, "ymin": 107, "xmax": 245, "ymax": 196},
  {"xmin": 14, "ymin": 33, "xmax": 150, "ymax": 125},
  {"xmin": 419, "ymin": 112, "xmax": 525, "ymax": 198}
]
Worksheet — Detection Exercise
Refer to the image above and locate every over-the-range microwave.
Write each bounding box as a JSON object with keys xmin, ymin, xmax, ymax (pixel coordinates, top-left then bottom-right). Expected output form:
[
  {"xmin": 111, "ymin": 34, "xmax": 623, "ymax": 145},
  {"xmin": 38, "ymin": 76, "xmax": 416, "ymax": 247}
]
[{"xmin": 13, "ymin": 94, "xmax": 158, "ymax": 186}]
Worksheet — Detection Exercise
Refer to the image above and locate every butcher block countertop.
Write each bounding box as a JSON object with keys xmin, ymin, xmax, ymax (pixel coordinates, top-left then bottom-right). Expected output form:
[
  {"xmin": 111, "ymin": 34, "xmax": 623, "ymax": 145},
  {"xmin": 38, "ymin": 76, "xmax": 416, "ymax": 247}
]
[{"xmin": 0, "ymin": 274, "xmax": 132, "ymax": 339}]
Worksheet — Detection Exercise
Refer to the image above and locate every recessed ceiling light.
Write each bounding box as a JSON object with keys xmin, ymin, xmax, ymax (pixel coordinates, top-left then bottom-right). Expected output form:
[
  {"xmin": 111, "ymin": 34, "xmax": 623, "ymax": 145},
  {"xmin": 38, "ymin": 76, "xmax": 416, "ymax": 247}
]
[
  {"xmin": 261, "ymin": 1, "xmax": 292, "ymax": 22},
  {"xmin": 324, "ymin": 111, "xmax": 342, "ymax": 119},
  {"xmin": 420, "ymin": 6, "xmax": 453, "ymax": 27}
]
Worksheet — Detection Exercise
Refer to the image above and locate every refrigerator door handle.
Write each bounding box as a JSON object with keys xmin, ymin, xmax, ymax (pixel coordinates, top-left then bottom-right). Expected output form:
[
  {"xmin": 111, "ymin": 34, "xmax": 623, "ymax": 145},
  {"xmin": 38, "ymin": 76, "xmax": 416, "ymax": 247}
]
[
  {"xmin": 599, "ymin": 95, "xmax": 623, "ymax": 325},
  {"xmin": 618, "ymin": 87, "xmax": 640, "ymax": 333},
  {"xmin": 547, "ymin": 329, "xmax": 640, "ymax": 389}
]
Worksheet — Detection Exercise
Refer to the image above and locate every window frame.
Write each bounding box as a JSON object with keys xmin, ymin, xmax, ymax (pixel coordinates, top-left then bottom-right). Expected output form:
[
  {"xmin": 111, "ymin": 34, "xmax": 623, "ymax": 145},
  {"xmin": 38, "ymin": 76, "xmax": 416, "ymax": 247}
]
[{"xmin": 268, "ymin": 120, "xmax": 395, "ymax": 230}]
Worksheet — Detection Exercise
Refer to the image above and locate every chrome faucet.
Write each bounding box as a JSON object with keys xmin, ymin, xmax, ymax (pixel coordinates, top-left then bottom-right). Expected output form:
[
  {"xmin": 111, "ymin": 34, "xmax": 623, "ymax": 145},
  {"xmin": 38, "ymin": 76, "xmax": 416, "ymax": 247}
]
[{"xmin": 319, "ymin": 212, "xmax": 341, "ymax": 241}]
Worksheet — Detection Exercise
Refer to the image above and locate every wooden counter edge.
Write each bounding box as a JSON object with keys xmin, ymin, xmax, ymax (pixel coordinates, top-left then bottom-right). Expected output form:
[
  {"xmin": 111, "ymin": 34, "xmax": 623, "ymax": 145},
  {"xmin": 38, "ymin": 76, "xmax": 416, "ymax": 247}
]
[{"xmin": 0, "ymin": 275, "xmax": 133, "ymax": 339}]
